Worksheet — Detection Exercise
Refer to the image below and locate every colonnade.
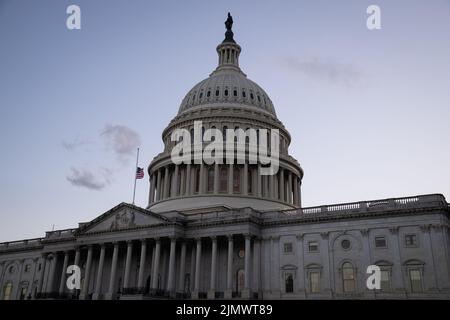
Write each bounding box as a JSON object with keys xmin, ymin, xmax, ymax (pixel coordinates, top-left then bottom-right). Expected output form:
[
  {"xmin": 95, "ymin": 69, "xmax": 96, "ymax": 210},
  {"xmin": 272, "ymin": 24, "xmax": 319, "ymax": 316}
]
[
  {"xmin": 149, "ymin": 163, "xmax": 302, "ymax": 207},
  {"xmin": 38, "ymin": 234, "xmax": 259, "ymax": 299}
]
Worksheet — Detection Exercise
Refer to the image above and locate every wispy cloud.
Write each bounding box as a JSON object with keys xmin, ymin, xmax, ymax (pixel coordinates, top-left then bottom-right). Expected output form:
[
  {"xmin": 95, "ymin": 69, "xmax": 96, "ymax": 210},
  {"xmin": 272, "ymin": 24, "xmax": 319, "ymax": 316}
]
[
  {"xmin": 101, "ymin": 124, "xmax": 141, "ymax": 163},
  {"xmin": 61, "ymin": 138, "xmax": 91, "ymax": 151},
  {"xmin": 282, "ymin": 57, "xmax": 364, "ymax": 86},
  {"xmin": 66, "ymin": 167, "xmax": 110, "ymax": 190}
]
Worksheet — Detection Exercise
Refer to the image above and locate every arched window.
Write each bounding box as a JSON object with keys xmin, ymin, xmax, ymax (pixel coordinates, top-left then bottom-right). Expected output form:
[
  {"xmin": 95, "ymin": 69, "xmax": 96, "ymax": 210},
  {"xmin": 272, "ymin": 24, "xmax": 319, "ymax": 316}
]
[
  {"xmin": 342, "ymin": 262, "xmax": 356, "ymax": 292},
  {"xmin": 190, "ymin": 128, "xmax": 194, "ymax": 144},
  {"xmin": 219, "ymin": 166, "xmax": 228, "ymax": 192},
  {"xmin": 233, "ymin": 167, "xmax": 241, "ymax": 193},
  {"xmin": 285, "ymin": 274, "xmax": 294, "ymax": 293},
  {"xmin": 207, "ymin": 90, "xmax": 211, "ymax": 97},
  {"xmin": 224, "ymin": 89, "xmax": 228, "ymax": 96},
  {"xmin": 207, "ymin": 167, "xmax": 214, "ymax": 193},
  {"xmin": 3, "ymin": 282, "xmax": 13, "ymax": 300}
]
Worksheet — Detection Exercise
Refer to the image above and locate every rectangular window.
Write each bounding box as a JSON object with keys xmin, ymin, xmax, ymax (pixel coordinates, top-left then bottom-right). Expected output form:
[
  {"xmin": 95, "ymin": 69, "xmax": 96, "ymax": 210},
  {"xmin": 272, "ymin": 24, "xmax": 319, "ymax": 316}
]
[
  {"xmin": 409, "ymin": 269, "xmax": 423, "ymax": 292},
  {"xmin": 380, "ymin": 270, "xmax": 391, "ymax": 291},
  {"xmin": 405, "ymin": 234, "xmax": 417, "ymax": 247},
  {"xmin": 375, "ymin": 236, "xmax": 387, "ymax": 248},
  {"xmin": 308, "ymin": 241, "xmax": 319, "ymax": 253},
  {"xmin": 309, "ymin": 272, "xmax": 320, "ymax": 293},
  {"xmin": 283, "ymin": 242, "xmax": 293, "ymax": 254}
]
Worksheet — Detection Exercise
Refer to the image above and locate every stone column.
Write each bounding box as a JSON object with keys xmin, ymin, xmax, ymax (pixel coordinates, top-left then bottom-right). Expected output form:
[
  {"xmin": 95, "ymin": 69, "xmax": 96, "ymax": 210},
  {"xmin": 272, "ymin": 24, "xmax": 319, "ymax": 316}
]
[
  {"xmin": 106, "ymin": 242, "xmax": 119, "ymax": 300},
  {"xmin": 293, "ymin": 176, "xmax": 299, "ymax": 206},
  {"xmin": 59, "ymin": 251, "xmax": 70, "ymax": 295},
  {"xmin": 257, "ymin": 164, "xmax": 262, "ymax": 197},
  {"xmin": 178, "ymin": 241, "xmax": 187, "ymax": 293},
  {"xmin": 389, "ymin": 227, "xmax": 406, "ymax": 295},
  {"xmin": 172, "ymin": 165, "xmax": 179, "ymax": 197},
  {"xmin": 151, "ymin": 239, "xmax": 161, "ymax": 290},
  {"xmin": 149, "ymin": 174, "xmax": 156, "ymax": 204},
  {"xmin": 72, "ymin": 248, "xmax": 80, "ymax": 297},
  {"xmin": 228, "ymin": 163, "xmax": 234, "ymax": 194},
  {"xmin": 296, "ymin": 234, "xmax": 306, "ymax": 298},
  {"xmin": 242, "ymin": 234, "xmax": 252, "ymax": 298},
  {"xmin": 167, "ymin": 237, "xmax": 177, "ymax": 296},
  {"xmin": 80, "ymin": 245, "xmax": 93, "ymax": 299},
  {"xmin": 213, "ymin": 163, "xmax": 219, "ymax": 194},
  {"xmin": 37, "ymin": 254, "xmax": 48, "ymax": 295},
  {"xmin": 279, "ymin": 167, "xmax": 285, "ymax": 202},
  {"xmin": 180, "ymin": 166, "xmax": 186, "ymax": 196},
  {"xmin": 46, "ymin": 254, "xmax": 57, "ymax": 294},
  {"xmin": 185, "ymin": 164, "xmax": 191, "ymax": 195},
  {"xmin": 156, "ymin": 169, "xmax": 162, "ymax": 201},
  {"xmin": 193, "ymin": 238, "xmax": 202, "ymax": 298},
  {"xmin": 137, "ymin": 240, "xmax": 147, "ymax": 289},
  {"xmin": 253, "ymin": 238, "xmax": 261, "ymax": 296},
  {"xmin": 74, "ymin": 247, "xmax": 81, "ymax": 267},
  {"xmin": 287, "ymin": 171, "xmax": 292, "ymax": 204},
  {"xmin": 269, "ymin": 174, "xmax": 275, "ymax": 199},
  {"xmin": 190, "ymin": 244, "xmax": 196, "ymax": 292},
  {"xmin": 92, "ymin": 244, "xmax": 106, "ymax": 300},
  {"xmin": 199, "ymin": 162, "xmax": 205, "ymax": 193},
  {"xmin": 207, "ymin": 237, "xmax": 218, "ymax": 299},
  {"xmin": 421, "ymin": 225, "xmax": 438, "ymax": 291},
  {"xmin": 225, "ymin": 235, "xmax": 234, "ymax": 299},
  {"xmin": 123, "ymin": 241, "xmax": 133, "ymax": 289},
  {"xmin": 163, "ymin": 166, "xmax": 170, "ymax": 199},
  {"xmin": 298, "ymin": 180, "xmax": 302, "ymax": 207},
  {"xmin": 243, "ymin": 163, "xmax": 248, "ymax": 195}
]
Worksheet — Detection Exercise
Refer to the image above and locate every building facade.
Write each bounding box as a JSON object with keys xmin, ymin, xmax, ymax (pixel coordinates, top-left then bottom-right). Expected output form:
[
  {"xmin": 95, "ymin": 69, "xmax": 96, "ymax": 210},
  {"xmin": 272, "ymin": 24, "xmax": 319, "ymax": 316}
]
[{"xmin": 1, "ymin": 15, "xmax": 450, "ymax": 300}]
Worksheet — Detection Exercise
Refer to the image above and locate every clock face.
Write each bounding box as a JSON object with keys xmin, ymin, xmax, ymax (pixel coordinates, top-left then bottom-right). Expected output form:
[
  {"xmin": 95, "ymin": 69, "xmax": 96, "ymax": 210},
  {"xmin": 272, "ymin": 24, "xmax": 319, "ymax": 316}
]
[{"xmin": 238, "ymin": 249, "xmax": 245, "ymax": 258}]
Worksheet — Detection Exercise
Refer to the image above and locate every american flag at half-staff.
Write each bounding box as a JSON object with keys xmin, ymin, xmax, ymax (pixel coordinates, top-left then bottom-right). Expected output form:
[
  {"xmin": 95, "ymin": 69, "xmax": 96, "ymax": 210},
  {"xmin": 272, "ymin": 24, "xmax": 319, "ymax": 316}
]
[
  {"xmin": 132, "ymin": 148, "xmax": 143, "ymax": 204},
  {"xmin": 136, "ymin": 167, "xmax": 144, "ymax": 179}
]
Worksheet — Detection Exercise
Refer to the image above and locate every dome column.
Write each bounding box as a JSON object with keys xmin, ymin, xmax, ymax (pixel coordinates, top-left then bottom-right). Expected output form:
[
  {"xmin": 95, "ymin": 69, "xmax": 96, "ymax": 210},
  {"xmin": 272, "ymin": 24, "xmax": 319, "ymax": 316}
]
[
  {"xmin": 163, "ymin": 167, "xmax": 170, "ymax": 199},
  {"xmin": 228, "ymin": 163, "xmax": 233, "ymax": 194},
  {"xmin": 213, "ymin": 163, "xmax": 219, "ymax": 194},
  {"xmin": 287, "ymin": 171, "xmax": 293, "ymax": 204},
  {"xmin": 155, "ymin": 169, "xmax": 162, "ymax": 201},
  {"xmin": 279, "ymin": 168, "xmax": 285, "ymax": 202},
  {"xmin": 243, "ymin": 163, "xmax": 248, "ymax": 196},
  {"xmin": 293, "ymin": 175, "xmax": 299, "ymax": 206}
]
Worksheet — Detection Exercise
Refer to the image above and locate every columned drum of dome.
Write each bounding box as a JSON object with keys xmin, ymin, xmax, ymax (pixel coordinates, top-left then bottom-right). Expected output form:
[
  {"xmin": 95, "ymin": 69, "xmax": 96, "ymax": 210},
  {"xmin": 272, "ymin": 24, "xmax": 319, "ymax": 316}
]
[{"xmin": 147, "ymin": 15, "xmax": 304, "ymax": 214}]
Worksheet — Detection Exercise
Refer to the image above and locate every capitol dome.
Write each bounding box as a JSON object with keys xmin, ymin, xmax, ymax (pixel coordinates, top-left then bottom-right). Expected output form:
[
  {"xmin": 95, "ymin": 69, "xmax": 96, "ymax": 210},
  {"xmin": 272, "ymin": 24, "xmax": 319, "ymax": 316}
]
[
  {"xmin": 147, "ymin": 14, "xmax": 303, "ymax": 214},
  {"xmin": 178, "ymin": 66, "xmax": 277, "ymax": 117}
]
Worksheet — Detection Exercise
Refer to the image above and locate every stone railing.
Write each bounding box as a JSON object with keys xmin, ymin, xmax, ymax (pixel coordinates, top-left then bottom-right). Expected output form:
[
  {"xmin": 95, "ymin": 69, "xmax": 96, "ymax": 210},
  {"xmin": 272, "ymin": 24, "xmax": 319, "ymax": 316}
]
[
  {"xmin": 0, "ymin": 237, "xmax": 43, "ymax": 251},
  {"xmin": 273, "ymin": 194, "xmax": 447, "ymax": 219},
  {"xmin": 44, "ymin": 228, "xmax": 77, "ymax": 240}
]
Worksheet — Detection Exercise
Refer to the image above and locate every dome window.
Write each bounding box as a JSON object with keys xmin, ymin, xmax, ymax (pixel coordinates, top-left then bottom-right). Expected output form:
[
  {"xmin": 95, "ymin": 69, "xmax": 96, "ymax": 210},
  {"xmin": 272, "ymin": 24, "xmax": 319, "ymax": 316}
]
[
  {"xmin": 242, "ymin": 90, "xmax": 246, "ymax": 98},
  {"xmin": 233, "ymin": 90, "xmax": 238, "ymax": 97},
  {"xmin": 257, "ymin": 95, "xmax": 261, "ymax": 102},
  {"xmin": 199, "ymin": 92, "xmax": 203, "ymax": 99},
  {"xmin": 250, "ymin": 93, "xmax": 254, "ymax": 100},
  {"xmin": 215, "ymin": 89, "xmax": 220, "ymax": 96},
  {"xmin": 224, "ymin": 89, "xmax": 229, "ymax": 96},
  {"xmin": 207, "ymin": 90, "xmax": 211, "ymax": 97}
]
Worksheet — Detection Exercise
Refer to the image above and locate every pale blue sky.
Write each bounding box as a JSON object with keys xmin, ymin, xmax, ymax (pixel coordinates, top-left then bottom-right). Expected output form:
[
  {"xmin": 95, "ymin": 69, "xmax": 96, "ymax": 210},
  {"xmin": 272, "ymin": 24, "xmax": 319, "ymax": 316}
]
[{"xmin": 0, "ymin": 0, "xmax": 449, "ymax": 242}]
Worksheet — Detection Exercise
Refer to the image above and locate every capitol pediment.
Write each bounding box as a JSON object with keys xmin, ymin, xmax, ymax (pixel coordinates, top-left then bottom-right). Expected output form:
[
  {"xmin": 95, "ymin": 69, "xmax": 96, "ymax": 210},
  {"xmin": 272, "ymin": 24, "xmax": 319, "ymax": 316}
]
[{"xmin": 77, "ymin": 203, "xmax": 170, "ymax": 234}]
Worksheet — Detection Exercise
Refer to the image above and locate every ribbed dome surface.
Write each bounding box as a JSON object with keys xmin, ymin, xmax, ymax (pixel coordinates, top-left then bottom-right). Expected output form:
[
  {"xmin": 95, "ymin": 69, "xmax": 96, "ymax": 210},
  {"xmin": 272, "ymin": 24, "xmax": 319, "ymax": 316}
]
[{"xmin": 178, "ymin": 69, "xmax": 276, "ymax": 116}]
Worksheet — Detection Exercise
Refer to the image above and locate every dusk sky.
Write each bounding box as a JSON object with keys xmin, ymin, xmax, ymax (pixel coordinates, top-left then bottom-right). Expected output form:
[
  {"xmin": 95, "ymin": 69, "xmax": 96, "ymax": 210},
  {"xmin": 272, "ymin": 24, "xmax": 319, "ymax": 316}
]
[{"xmin": 0, "ymin": 0, "xmax": 449, "ymax": 242}]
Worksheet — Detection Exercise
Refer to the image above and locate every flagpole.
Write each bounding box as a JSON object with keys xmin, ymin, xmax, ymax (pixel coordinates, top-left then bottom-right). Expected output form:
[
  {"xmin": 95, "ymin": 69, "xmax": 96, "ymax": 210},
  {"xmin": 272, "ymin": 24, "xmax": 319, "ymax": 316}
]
[{"xmin": 132, "ymin": 147, "xmax": 140, "ymax": 205}]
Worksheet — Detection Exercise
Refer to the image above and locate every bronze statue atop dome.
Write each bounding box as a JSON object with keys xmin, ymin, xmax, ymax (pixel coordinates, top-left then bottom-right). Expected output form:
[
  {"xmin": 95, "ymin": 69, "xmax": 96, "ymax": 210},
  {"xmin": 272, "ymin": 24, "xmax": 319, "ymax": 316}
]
[
  {"xmin": 225, "ymin": 12, "xmax": 233, "ymax": 31},
  {"xmin": 223, "ymin": 12, "xmax": 236, "ymax": 43}
]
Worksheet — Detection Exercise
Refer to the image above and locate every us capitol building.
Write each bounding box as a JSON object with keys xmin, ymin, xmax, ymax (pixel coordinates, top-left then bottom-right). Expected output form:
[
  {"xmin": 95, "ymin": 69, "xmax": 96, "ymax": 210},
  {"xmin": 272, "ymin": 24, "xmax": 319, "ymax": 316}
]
[{"xmin": 1, "ymin": 15, "xmax": 449, "ymax": 300}]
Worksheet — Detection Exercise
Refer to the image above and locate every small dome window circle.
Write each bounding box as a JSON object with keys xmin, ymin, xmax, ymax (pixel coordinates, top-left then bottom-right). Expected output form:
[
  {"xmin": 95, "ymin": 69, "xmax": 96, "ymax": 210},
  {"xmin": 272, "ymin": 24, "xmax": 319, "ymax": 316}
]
[{"xmin": 341, "ymin": 239, "xmax": 351, "ymax": 250}]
